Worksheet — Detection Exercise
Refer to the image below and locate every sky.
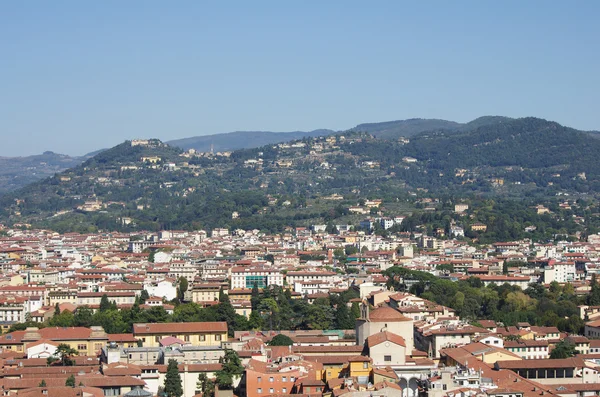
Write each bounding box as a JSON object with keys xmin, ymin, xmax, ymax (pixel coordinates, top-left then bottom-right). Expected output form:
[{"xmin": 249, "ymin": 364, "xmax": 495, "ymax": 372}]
[{"xmin": 1, "ymin": 1, "xmax": 599, "ymax": 157}]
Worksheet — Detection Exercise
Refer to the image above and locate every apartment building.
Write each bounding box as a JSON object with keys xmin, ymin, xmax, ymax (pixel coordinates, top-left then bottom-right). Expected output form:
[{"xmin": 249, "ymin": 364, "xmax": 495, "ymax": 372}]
[{"xmin": 133, "ymin": 322, "xmax": 227, "ymax": 348}]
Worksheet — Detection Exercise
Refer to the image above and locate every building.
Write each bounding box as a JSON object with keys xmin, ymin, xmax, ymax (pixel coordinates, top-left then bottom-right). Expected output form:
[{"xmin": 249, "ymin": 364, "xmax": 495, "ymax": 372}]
[
  {"xmin": 365, "ymin": 331, "xmax": 407, "ymax": 366},
  {"xmin": 191, "ymin": 283, "xmax": 221, "ymax": 304},
  {"xmin": 355, "ymin": 305, "xmax": 414, "ymax": 353},
  {"xmin": 230, "ymin": 266, "xmax": 283, "ymax": 289},
  {"xmin": 133, "ymin": 322, "xmax": 227, "ymax": 348}
]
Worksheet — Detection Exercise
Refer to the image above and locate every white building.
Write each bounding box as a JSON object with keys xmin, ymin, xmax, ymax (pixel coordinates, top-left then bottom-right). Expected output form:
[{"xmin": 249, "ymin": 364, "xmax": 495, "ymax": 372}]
[
  {"xmin": 230, "ymin": 266, "xmax": 283, "ymax": 289},
  {"xmin": 544, "ymin": 262, "xmax": 576, "ymax": 283}
]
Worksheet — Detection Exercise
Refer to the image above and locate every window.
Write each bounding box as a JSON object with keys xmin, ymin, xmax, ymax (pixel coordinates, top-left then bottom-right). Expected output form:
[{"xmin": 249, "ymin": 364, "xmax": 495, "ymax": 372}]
[
  {"xmin": 269, "ymin": 389, "xmax": 274, "ymax": 394},
  {"xmin": 363, "ymin": 362, "xmax": 368, "ymax": 369},
  {"xmin": 258, "ymin": 377, "xmax": 262, "ymax": 383},
  {"xmin": 184, "ymin": 335, "xmax": 190, "ymax": 342},
  {"xmin": 269, "ymin": 377, "xmax": 274, "ymax": 383},
  {"xmin": 105, "ymin": 387, "xmax": 121, "ymax": 396},
  {"xmin": 291, "ymin": 377, "xmax": 295, "ymax": 382},
  {"xmin": 215, "ymin": 335, "xmax": 222, "ymax": 341},
  {"xmin": 155, "ymin": 336, "xmax": 160, "ymax": 343},
  {"xmin": 257, "ymin": 389, "xmax": 262, "ymax": 394},
  {"xmin": 282, "ymin": 376, "xmax": 287, "ymax": 382},
  {"xmin": 200, "ymin": 335, "xmax": 206, "ymax": 341},
  {"xmin": 77, "ymin": 344, "xmax": 86, "ymax": 350},
  {"xmin": 384, "ymin": 355, "xmax": 392, "ymax": 362},
  {"xmin": 282, "ymin": 388, "xmax": 287, "ymax": 394}
]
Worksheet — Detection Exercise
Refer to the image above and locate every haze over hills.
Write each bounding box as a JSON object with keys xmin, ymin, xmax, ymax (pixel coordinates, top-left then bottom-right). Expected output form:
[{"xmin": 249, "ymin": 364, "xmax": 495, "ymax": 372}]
[
  {"xmin": 0, "ymin": 115, "xmax": 598, "ymax": 198},
  {"xmin": 2, "ymin": 116, "xmax": 600, "ymax": 234},
  {"xmin": 167, "ymin": 129, "xmax": 335, "ymax": 152},
  {"xmin": 0, "ymin": 151, "xmax": 96, "ymax": 195},
  {"xmin": 166, "ymin": 116, "xmax": 519, "ymax": 152}
]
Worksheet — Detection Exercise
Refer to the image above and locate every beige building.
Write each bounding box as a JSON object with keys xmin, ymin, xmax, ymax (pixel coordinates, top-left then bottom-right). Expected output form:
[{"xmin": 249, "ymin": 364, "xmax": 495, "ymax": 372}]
[
  {"xmin": 133, "ymin": 322, "xmax": 227, "ymax": 348},
  {"xmin": 191, "ymin": 283, "xmax": 220, "ymax": 304},
  {"xmin": 355, "ymin": 305, "xmax": 414, "ymax": 353},
  {"xmin": 365, "ymin": 331, "xmax": 407, "ymax": 366}
]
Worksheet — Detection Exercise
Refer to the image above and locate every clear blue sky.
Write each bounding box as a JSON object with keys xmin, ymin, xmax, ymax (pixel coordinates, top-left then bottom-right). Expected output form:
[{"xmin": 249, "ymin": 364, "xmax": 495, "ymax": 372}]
[{"xmin": 1, "ymin": 1, "xmax": 598, "ymax": 156}]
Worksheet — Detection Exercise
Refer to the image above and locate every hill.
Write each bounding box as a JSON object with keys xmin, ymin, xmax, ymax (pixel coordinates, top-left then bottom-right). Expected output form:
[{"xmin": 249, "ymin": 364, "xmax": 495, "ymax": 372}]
[
  {"xmin": 2, "ymin": 116, "xmax": 600, "ymax": 234},
  {"xmin": 167, "ymin": 129, "xmax": 335, "ymax": 152},
  {"xmin": 351, "ymin": 118, "xmax": 463, "ymax": 138},
  {"xmin": 0, "ymin": 152, "xmax": 91, "ymax": 195}
]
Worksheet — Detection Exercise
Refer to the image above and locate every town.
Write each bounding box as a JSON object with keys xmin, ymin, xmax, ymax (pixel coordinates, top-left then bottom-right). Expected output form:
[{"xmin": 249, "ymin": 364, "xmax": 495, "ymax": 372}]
[{"xmin": 0, "ymin": 220, "xmax": 599, "ymax": 397}]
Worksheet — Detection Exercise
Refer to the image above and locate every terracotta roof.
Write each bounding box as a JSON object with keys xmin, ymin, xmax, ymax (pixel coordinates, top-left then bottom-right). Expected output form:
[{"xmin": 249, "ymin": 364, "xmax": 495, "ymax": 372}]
[
  {"xmin": 367, "ymin": 307, "xmax": 412, "ymax": 322},
  {"xmin": 347, "ymin": 355, "xmax": 371, "ymax": 362},
  {"xmin": 3, "ymin": 376, "xmax": 145, "ymax": 390},
  {"xmin": 107, "ymin": 333, "xmax": 138, "ymax": 343},
  {"xmin": 133, "ymin": 322, "xmax": 227, "ymax": 334},
  {"xmin": 366, "ymin": 331, "xmax": 406, "ymax": 348},
  {"xmin": 495, "ymin": 357, "xmax": 584, "ymax": 370},
  {"xmin": 102, "ymin": 363, "xmax": 142, "ymax": 376},
  {"xmin": 17, "ymin": 386, "xmax": 105, "ymax": 397}
]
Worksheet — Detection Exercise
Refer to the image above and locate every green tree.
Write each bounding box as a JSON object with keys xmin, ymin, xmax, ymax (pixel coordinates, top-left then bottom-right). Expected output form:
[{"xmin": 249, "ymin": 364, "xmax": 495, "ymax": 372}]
[
  {"xmin": 139, "ymin": 289, "xmax": 150, "ymax": 304},
  {"xmin": 99, "ymin": 294, "xmax": 112, "ymax": 312},
  {"xmin": 39, "ymin": 380, "xmax": 47, "ymax": 387},
  {"xmin": 306, "ymin": 304, "xmax": 333, "ymax": 330},
  {"xmin": 219, "ymin": 289, "xmax": 229, "ymax": 303},
  {"xmin": 350, "ymin": 302, "xmax": 361, "ymax": 319},
  {"xmin": 54, "ymin": 303, "xmax": 61, "ymax": 316},
  {"xmin": 215, "ymin": 349, "xmax": 243, "ymax": 390},
  {"xmin": 248, "ymin": 311, "xmax": 263, "ymax": 330},
  {"xmin": 250, "ymin": 283, "xmax": 260, "ymax": 311},
  {"xmin": 334, "ymin": 303, "xmax": 355, "ymax": 329},
  {"xmin": 589, "ymin": 274, "xmax": 600, "ymax": 306},
  {"xmin": 55, "ymin": 343, "xmax": 79, "ymax": 366},
  {"xmin": 550, "ymin": 340, "xmax": 577, "ymax": 359},
  {"xmin": 268, "ymin": 334, "xmax": 294, "ymax": 346},
  {"xmin": 47, "ymin": 356, "xmax": 59, "ymax": 366},
  {"xmin": 73, "ymin": 306, "xmax": 93, "ymax": 327},
  {"xmin": 49, "ymin": 310, "xmax": 75, "ymax": 327},
  {"xmin": 258, "ymin": 298, "xmax": 280, "ymax": 331},
  {"xmin": 65, "ymin": 375, "xmax": 76, "ymax": 387},
  {"xmin": 196, "ymin": 373, "xmax": 215, "ymax": 397},
  {"xmin": 178, "ymin": 277, "xmax": 189, "ymax": 302},
  {"xmin": 164, "ymin": 359, "xmax": 183, "ymax": 397}
]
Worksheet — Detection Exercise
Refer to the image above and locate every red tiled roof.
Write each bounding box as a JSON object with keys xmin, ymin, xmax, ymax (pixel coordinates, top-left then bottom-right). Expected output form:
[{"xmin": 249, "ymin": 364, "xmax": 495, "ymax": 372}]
[
  {"xmin": 366, "ymin": 331, "xmax": 406, "ymax": 348},
  {"xmin": 367, "ymin": 307, "xmax": 412, "ymax": 322},
  {"xmin": 132, "ymin": 322, "xmax": 227, "ymax": 334}
]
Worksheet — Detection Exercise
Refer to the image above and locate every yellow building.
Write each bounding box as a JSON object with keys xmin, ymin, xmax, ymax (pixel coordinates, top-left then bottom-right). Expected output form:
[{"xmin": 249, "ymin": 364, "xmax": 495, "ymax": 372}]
[
  {"xmin": 133, "ymin": 322, "xmax": 227, "ymax": 347},
  {"xmin": 191, "ymin": 283, "xmax": 221, "ymax": 304},
  {"xmin": 0, "ymin": 326, "xmax": 109, "ymax": 355},
  {"xmin": 339, "ymin": 355, "xmax": 372, "ymax": 379},
  {"xmin": 48, "ymin": 290, "xmax": 78, "ymax": 306}
]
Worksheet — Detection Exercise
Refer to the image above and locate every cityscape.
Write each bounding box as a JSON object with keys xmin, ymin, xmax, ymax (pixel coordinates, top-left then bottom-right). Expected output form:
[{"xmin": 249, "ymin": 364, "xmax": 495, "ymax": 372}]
[{"xmin": 1, "ymin": 2, "xmax": 599, "ymax": 397}]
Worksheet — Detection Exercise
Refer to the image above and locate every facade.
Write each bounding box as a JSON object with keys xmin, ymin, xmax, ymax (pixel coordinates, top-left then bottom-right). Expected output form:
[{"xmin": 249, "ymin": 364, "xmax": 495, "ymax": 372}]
[
  {"xmin": 355, "ymin": 305, "xmax": 414, "ymax": 353},
  {"xmin": 504, "ymin": 340, "xmax": 549, "ymax": 360},
  {"xmin": 132, "ymin": 322, "xmax": 228, "ymax": 348},
  {"xmin": 230, "ymin": 266, "xmax": 283, "ymax": 289},
  {"xmin": 366, "ymin": 331, "xmax": 407, "ymax": 366},
  {"xmin": 191, "ymin": 283, "xmax": 220, "ymax": 303}
]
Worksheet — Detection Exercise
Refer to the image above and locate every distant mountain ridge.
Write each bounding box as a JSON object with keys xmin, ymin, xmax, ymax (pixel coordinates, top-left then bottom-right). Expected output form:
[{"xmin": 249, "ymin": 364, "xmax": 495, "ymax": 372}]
[
  {"xmin": 0, "ymin": 151, "xmax": 95, "ymax": 195},
  {"xmin": 1, "ymin": 116, "xmax": 598, "ymax": 196},
  {"xmin": 3, "ymin": 116, "xmax": 600, "ymax": 234},
  {"xmin": 167, "ymin": 129, "xmax": 335, "ymax": 152}
]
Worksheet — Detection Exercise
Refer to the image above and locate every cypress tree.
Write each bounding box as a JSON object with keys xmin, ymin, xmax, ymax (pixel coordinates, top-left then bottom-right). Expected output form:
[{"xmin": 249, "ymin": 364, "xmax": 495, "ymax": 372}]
[{"xmin": 164, "ymin": 359, "xmax": 183, "ymax": 397}]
